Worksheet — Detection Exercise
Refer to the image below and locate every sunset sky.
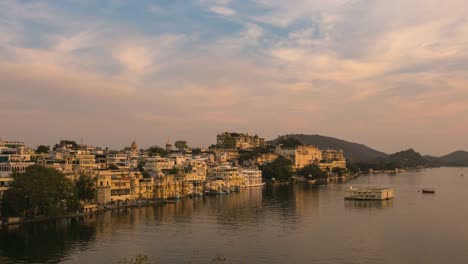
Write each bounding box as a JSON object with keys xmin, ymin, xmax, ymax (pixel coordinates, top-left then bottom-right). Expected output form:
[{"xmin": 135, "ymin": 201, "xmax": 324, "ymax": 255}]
[{"xmin": 1, "ymin": 0, "xmax": 467, "ymax": 155}]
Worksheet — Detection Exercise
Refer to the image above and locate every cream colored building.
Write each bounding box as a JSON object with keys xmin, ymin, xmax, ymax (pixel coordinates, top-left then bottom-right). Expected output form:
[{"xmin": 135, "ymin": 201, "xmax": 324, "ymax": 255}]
[
  {"xmin": 275, "ymin": 145, "xmax": 322, "ymax": 169},
  {"xmin": 208, "ymin": 165, "xmax": 245, "ymax": 188},
  {"xmin": 240, "ymin": 168, "xmax": 263, "ymax": 187},
  {"xmin": 216, "ymin": 132, "xmax": 265, "ymax": 149},
  {"xmin": 145, "ymin": 156, "xmax": 175, "ymax": 171}
]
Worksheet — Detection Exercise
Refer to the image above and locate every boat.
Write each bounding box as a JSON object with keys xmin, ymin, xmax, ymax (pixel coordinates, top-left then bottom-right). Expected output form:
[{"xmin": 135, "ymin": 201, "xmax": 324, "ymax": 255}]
[
  {"xmin": 245, "ymin": 182, "xmax": 266, "ymax": 188},
  {"xmin": 422, "ymin": 188, "xmax": 435, "ymax": 194}
]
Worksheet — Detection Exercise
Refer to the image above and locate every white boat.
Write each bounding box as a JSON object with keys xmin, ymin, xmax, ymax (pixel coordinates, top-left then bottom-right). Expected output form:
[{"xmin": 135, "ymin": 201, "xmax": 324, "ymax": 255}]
[{"xmin": 245, "ymin": 182, "xmax": 265, "ymax": 188}]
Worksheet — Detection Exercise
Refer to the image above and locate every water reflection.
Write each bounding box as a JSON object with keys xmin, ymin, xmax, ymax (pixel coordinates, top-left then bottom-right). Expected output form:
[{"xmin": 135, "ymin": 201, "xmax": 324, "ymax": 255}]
[
  {"xmin": 0, "ymin": 218, "xmax": 96, "ymax": 264},
  {"xmin": 4, "ymin": 169, "xmax": 464, "ymax": 264},
  {"xmin": 344, "ymin": 199, "xmax": 394, "ymax": 209}
]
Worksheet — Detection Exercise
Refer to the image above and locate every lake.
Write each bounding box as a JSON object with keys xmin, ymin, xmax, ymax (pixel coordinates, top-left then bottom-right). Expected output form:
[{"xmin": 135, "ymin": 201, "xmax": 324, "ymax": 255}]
[{"xmin": 1, "ymin": 167, "xmax": 467, "ymax": 263}]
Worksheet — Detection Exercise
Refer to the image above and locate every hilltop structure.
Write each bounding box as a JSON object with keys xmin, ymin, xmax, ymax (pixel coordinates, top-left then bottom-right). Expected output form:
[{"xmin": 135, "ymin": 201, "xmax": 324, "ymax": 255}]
[{"xmin": 217, "ymin": 132, "xmax": 265, "ymax": 149}]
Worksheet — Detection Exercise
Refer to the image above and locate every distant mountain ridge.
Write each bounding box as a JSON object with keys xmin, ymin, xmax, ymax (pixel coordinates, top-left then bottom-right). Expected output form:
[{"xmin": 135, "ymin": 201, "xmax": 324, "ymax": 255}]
[
  {"xmin": 268, "ymin": 134, "xmax": 468, "ymax": 167},
  {"xmin": 439, "ymin": 151, "xmax": 468, "ymax": 166},
  {"xmin": 268, "ymin": 134, "xmax": 388, "ymax": 163}
]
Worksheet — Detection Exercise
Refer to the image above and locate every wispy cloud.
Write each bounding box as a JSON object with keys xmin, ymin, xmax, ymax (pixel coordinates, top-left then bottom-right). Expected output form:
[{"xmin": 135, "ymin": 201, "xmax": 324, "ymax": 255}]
[{"xmin": 1, "ymin": 0, "xmax": 467, "ymax": 155}]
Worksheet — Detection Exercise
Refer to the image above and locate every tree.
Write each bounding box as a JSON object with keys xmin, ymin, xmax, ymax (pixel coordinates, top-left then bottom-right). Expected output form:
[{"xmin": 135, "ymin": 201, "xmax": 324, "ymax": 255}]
[
  {"xmin": 297, "ymin": 164, "xmax": 327, "ymax": 179},
  {"xmin": 146, "ymin": 146, "xmax": 168, "ymax": 157},
  {"xmin": 2, "ymin": 165, "xmax": 80, "ymax": 217},
  {"xmin": 76, "ymin": 174, "xmax": 96, "ymax": 204},
  {"xmin": 191, "ymin": 148, "xmax": 202, "ymax": 156},
  {"xmin": 219, "ymin": 136, "xmax": 236, "ymax": 149},
  {"xmin": 36, "ymin": 145, "xmax": 50, "ymax": 154},
  {"xmin": 175, "ymin": 140, "xmax": 188, "ymax": 150},
  {"xmin": 277, "ymin": 137, "xmax": 302, "ymax": 148},
  {"xmin": 331, "ymin": 167, "xmax": 346, "ymax": 176},
  {"xmin": 260, "ymin": 157, "xmax": 293, "ymax": 181}
]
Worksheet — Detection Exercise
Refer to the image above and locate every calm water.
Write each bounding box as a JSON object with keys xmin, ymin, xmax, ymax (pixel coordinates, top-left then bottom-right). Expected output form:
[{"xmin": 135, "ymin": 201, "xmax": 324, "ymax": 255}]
[{"xmin": 1, "ymin": 167, "xmax": 468, "ymax": 264}]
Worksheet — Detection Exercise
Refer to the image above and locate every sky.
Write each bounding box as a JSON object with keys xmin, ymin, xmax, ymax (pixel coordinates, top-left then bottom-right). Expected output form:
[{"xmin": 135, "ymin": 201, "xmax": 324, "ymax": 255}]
[{"xmin": 1, "ymin": 0, "xmax": 467, "ymax": 156}]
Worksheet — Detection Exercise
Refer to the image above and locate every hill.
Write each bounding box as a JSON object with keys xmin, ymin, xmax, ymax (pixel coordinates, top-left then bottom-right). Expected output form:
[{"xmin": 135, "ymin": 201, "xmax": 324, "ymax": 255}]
[
  {"xmin": 439, "ymin": 151, "xmax": 468, "ymax": 166},
  {"xmin": 377, "ymin": 149, "xmax": 428, "ymax": 169},
  {"xmin": 268, "ymin": 134, "xmax": 388, "ymax": 163}
]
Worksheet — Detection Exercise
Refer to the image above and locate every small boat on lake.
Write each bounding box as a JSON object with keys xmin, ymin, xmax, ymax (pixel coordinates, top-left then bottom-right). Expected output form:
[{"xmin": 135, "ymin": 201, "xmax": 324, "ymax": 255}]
[{"xmin": 422, "ymin": 188, "xmax": 435, "ymax": 194}]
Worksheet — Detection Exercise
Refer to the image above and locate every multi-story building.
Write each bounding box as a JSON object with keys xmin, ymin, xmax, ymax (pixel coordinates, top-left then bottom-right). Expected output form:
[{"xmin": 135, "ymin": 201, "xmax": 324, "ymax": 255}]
[
  {"xmin": 240, "ymin": 168, "xmax": 263, "ymax": 187},
  {"xmin": 96, "ymin": 170, "xmax": 151, "ymax": 204},
  {"xmin": 319, "ymin": 149, "xmax": 347, "ymax": 170},
  {"xmin": 145, "ymin": 157, "xmax": 175, "ymax": 171},
  {"xmin": 107, "ymin": 153, "xmax": 130, "ymax": 169},
  {"xmin": 275, "ymin": 145, "xmax": 322, "ymax": 169},
  {"xmin": 0, "ymin": 142, "xmax": 35, "ymax": 178},
  {"xmin": 208, "ymin": 165, "xmax": 245, "ymax": 189},
  {"xmin": 217, "ymin": 132, "xmax": 265, "ymax": 149}
]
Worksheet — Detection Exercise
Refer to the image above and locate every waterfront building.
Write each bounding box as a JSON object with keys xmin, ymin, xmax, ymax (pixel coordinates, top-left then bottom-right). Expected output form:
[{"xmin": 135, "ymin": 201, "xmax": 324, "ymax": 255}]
[
  {"xmin": 320, "ymin": 149, "xmax": 347, "ymax": 169},
  {"xmin": 240, "ymin": 168, "xmax": 263, "ymax": 187},
  {"xmin": 217, "ymin": 132, "xmax": 265, "ymax": 149},
  {"xmin": 154, "ymin": 173, "xmax": 183, "ymax": 199},
  {"xmin": 96, "ymin": 170, "xmax": 150, "ymax": 204},
  {"xmin": 208, "ymin": 165, "xmax": 245, "ymax": 189},
  {"xmin": 275, "ymin": 145, "xmax": 322, "ymax": 169}
]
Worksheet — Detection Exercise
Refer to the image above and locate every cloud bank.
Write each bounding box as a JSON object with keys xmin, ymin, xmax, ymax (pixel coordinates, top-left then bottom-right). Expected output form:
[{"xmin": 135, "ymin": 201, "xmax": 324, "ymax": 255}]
[{"xmin": 1, "ymin": 0, "xmax": 467, "ymax": 155}]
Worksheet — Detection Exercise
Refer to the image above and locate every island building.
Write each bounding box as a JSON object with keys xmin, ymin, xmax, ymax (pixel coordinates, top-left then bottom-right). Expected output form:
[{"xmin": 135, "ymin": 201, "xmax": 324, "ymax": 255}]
[
  {"xmin": 345, "ymin": 186, "xmax": 394, "ymax": 200},
  {"xmin": 217, "ymin": 132, "xmax": 265, "ymax": 149}
]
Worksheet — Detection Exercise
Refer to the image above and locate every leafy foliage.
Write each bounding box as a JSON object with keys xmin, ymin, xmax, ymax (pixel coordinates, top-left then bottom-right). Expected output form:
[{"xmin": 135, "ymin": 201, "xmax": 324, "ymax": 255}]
[
  {"xmin": 2, "ymin": 165, "xmax": 80, "ymax": 217},
  {"xmin": 276, "ymin": 137, "xmax": 303, "ymax": 148},
  {"xmin": 76, "ymin": 174, "xmax": 96, "ymax": 203},
  {"xmin": 191, "ymin": 148, "xmax": 202, "ymax": 156},
  {"xmin": 238, "ymin": 147, "xmax": 273, "ymax": 163},
  {"xmin": 174, "ymin": 141, "xmax": 188, "ymax": 150},
  {"xmin": 35, "ymin": 145, "xmax": 50, "ymax": 154},
  {"xmin": 297, "ymin": 164, "xmax": 327, "ymax": 179},
  {"xmin": 219, "ymin": 136, "xmax": 237, "ymax": 149},
  {"xmin": 260, "ymin": 156, "xmax": 293, "ymax": 181},
  {"xmin": 146, "ymin": 146, "xmax": 168, "ymax": 157}
]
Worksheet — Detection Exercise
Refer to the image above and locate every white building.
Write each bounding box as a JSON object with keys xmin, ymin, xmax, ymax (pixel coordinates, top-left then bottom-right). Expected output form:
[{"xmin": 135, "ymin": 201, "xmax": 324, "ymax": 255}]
[
  {"xmin": 240, "ymin": 168, "xmax": 264, "ymax": 187},
  {"xmin": 145, "ymin": 157, "xmax": 175, "ymax": 171}
]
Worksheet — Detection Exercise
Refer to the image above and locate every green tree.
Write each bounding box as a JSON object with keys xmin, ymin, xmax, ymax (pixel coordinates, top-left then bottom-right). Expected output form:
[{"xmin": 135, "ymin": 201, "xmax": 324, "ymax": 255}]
[
  {"xmin": 174, "ymin": 140, "xmax": 188, "ymax": 150},
  {"xmin": 76, "ymin": 174, "xmax": 96, "ymax": 204},
  {"xmin": 1, "ymin": 188, "xmax": 27, "ymax": 217},
  {"xmin": 260, "ymin": 156, "xmax": 293, "ymax": 181},
  {"xmin": 35, "ymin": 145, "xmax": 50, "ymax": 154},
  {"xmin": 2, "ymin": 165, "xmax": 80, "ymax": 217},
  {"xmin": 220, "ymin": 136, "xmax": 236, "ymax": 149},
  {"xmin": 331, "ymin": 167, "xmax": 346, "ymax": 176},
  {"xmin": 277, "ymin": 137, "xmax": 303, "ymax": 148},
  {"xmin": 191, "ymin": 148, "xmax": 202, "ymax": 155},
  {"xmin": 297, "ymin": 164, "xmax": 327, "ymax": 179},
  {"xmin": 146, "ymin": 146, "xmax": 168, "ymax": 157}
]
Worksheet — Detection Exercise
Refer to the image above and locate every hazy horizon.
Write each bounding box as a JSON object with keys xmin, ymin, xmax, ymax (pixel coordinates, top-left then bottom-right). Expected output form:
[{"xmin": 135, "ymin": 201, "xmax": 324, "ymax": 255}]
[{"xmin": 1, "ymin": 0, "xmax": 467, "ymax": 156}]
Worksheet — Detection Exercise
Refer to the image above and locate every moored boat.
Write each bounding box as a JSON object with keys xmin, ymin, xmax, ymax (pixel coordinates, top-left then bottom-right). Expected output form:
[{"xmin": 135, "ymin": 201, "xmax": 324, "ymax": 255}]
[{"xmin": 422, "ymin": 188, "xmax": 435, "ymax": 194}]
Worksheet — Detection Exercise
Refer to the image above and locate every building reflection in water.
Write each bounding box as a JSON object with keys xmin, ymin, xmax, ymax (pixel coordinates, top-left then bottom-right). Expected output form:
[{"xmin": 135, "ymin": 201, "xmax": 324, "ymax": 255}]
[
  {"xmin": 0, "ymin": 185, "xmax": 321, "ymax": 264},
  {"xmin": 0, "ymin": 218, "xmax": 97, "ymax": 264},
  {"xmin": 344, "ymin": 199, "xmax": 394, "ymax": 209}
]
